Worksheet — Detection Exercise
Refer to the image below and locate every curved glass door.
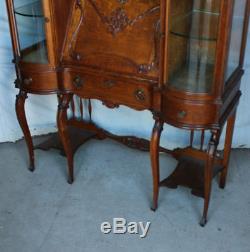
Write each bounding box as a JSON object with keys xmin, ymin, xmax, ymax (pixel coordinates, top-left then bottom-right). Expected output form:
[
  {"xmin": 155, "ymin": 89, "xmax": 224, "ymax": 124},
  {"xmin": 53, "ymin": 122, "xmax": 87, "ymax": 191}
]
[
  {"xmin": 226, "ymin": 0, "xmax": 247, "ymax": 81},
  {"xmin": 167, "ymin": 0, "xmax": 221, "ymax": 93},
  {"xmin": 14, "ymin": 0, "xmax": 48, "ymax": 64}
]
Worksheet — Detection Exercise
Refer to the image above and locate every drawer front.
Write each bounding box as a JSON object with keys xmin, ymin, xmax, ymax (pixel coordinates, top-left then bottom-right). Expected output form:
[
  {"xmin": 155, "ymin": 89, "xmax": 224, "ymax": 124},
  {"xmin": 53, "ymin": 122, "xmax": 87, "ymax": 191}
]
[
  {"xmin": 63, "ymin": 71, "xmax": 153, "ymax": 110},
  {"xmin": 21, "ymin": 71, "xmax": 59, "ymax": 93},
  {"xmin": 163, "ymin": 96, "xmax": 219, "ymax": 128},
  {"xmin": 63, "ymin": 0, "xmax": 160, "ymax": 78}
]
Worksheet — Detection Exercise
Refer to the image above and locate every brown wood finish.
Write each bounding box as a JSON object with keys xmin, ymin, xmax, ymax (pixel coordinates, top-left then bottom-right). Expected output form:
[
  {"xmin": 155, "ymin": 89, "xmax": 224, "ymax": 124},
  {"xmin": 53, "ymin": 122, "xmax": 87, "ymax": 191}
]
[
  {"xmin": 62, "ymin": 0, "xmax": 161, "ymax": 79},
  {"xmin": 150, "ymin": 119, "xmax": 164, "ymax": 211},
  {"xmin": 20, "ymin": 70, "xmax": 59, "ymax": 93},
  {"xmin": 15, "ymin": 90, "xmax": 35, "ymax": 172},
  {"xmin": 6, "ymin": 0, "xmax": 250, "ymax": 226},
  {"xmin": 35, "ymin": 127, "xmax": 96, "ymax": 156},
  {"xmin": 219, "ymin": 112, "xmax": 237, "ymax": 189},
  {"xmin": 51, "ymin": 0, "xmax": 75, "ymax": 60},
  {"xmin": 62, "ymin": 69, "xmax": 154, "ymax": 110},
  {"xmin": 35, "ymin": 120, "xmax": 173, "ymax": 157},
  {"xmin": 160, "ymin": 156, "xmax": 223, "ymax": 198},
  {"xmin": 162, "ymin": 94, "xmax": 219, "ymax": 129},
  {"xmin": 6, "ymin": 0, "xmax": 73, "ymax": 171},
  {"xmin": 57, "ymin": 94, "xmax": 74, "ymax": 184},
  {"xmin": 200, "ymin": 129, "xmax": 220, "ymax": 226}
]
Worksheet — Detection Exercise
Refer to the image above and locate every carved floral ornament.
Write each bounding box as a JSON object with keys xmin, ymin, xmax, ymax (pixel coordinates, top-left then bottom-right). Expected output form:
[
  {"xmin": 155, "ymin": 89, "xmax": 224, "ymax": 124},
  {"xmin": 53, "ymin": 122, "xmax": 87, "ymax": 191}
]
[
  {"xmin": 75, "ymin": 0, "xmax": 159, "ymax": 36},
  {"xmin": 108, "ymin": 7, "xmax": 130, "ymax": 35}
]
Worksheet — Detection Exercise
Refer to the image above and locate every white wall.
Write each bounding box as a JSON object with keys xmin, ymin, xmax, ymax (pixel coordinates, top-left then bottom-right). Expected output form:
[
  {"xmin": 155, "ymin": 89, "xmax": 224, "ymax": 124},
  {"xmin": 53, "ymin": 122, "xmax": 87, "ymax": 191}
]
[{"xmin": 0, "ymin": 2, "xmax": 249, "ymax": 148}]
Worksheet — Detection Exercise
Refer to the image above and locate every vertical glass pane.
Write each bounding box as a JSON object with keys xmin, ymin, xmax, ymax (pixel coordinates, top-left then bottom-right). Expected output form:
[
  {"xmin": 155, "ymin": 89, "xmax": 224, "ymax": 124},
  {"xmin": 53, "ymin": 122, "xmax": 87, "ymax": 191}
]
[
  {"xmin": 14, "ymin": 0, "xmax": 48, "ymax": 64},
  {"xmin": 226, "ymin": 0, "xmax": 247, "ymax": 81},
  {"xmin": 168, "ymin": 0, "xmax": 221, "ymax": 93}
]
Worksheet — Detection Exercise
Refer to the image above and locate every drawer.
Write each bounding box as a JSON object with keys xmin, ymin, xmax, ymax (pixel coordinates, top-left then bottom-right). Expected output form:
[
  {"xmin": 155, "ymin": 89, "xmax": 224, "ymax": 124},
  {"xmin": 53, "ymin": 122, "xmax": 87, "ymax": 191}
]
[
  {"xmin": 163, "ymin": 96, "xmax": 219, "ymax": 128},
  {"xmin": 63, "ymin": 71, "xmax": 153, "ymax": 110},
  {"xmin": 20, "ymin": 70, "xmax": 59, "ymax": 93}
]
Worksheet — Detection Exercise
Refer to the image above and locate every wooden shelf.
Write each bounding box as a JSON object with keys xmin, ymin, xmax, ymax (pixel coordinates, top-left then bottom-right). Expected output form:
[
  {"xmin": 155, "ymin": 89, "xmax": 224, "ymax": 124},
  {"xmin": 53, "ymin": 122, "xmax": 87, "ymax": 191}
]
[{"xmin": 160, "ymin": 155, "xmax": 223, "ymax": 198}]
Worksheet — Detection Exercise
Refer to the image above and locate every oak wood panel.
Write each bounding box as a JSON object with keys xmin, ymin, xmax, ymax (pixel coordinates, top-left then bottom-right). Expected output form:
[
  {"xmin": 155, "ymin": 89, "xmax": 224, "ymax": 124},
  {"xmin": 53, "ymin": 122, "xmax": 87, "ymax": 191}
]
[
  {"xmin": 162, "ymin": 94, "xmax": 219, "ymax": 129},
  {"xmin": 63, "ymin": 69, "xmax": 154, "ymax": 111},
  {"xmin": 63, "ymin": 0, "xmax": 160, "ymax": 79},
  {"xmin": 20, "ymin": 70, "xmax": 59, "ymax": 93},
  {"xmin": 51, "ymin": 0, "xmax": 74, "ymax": 60}
]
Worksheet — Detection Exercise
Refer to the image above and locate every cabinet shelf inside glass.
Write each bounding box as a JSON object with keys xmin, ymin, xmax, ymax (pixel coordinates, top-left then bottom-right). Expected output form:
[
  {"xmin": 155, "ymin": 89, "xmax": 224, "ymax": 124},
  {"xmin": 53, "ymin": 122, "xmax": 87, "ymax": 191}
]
[
  {"xmin": 170, "ymin": 10, "xmax": 219, "ymax": 41},
  {"xmin": 14, "ymin": 0, "xmax": 44, "ymax": 18}
]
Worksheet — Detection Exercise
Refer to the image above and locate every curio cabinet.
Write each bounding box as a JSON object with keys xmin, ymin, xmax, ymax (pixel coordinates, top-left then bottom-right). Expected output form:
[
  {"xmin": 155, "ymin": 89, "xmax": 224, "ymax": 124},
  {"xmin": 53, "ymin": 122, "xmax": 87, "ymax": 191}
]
[{"xmin": 6, "ymin": 0, "xmax": 250, "ymax": 226}]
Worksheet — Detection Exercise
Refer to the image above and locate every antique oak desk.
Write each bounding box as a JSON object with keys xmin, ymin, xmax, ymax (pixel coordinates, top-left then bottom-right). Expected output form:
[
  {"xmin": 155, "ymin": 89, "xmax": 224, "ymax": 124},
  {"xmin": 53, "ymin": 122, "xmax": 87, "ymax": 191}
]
[{"xmin": 6, "ymin": 0, "xmax": 250, "ymax": 226}]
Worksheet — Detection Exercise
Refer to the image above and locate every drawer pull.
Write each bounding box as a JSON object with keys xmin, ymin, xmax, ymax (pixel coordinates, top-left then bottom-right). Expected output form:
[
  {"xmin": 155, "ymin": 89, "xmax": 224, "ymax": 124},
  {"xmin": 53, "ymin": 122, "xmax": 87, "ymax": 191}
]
[
  {"xmin": 23, "ymin": 77, "xmax": 33, "ymax": 86},
  {"xmin": 73, "ymin": 75, "xmax": 84, "ymax": 88},
  {"xmin": 103, "ymin": 80, "xmax": 116, "ymax": 88},
  {"xmin": 178, "ymin": 110, "xmax": 187, "ymax": 119},
  {"xmin": 134, "ymin": 89, "xmax": 145, "ymax": 102}
]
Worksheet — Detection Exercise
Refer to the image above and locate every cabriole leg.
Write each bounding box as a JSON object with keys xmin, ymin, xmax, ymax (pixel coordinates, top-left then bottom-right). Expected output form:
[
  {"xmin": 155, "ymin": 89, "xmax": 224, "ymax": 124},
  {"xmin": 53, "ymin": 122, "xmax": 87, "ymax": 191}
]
[
  {"xmin": 219, "ymin": 112, "xmax": 236, "ymax": 189},
  {"xmin": 200, "ymin": 130, "xmax": 220, "ymax": 227},
  {"xmin": 15, "ymin": 90, "xmax": 35, "ymax": 172},
  {"xmin": 150, "ymin": 119, "xmax": 164, "ymax": 211},
  {"xmin": 57, "ymin": 94, "xmax": 74, "ymax": 184}
]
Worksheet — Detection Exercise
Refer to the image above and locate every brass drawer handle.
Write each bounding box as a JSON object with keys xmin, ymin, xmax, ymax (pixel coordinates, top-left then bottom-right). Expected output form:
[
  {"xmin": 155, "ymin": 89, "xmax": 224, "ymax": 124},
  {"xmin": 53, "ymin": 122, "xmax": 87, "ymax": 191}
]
[
  {"xmin": 177, "ymin": 110, "xmax": 187, "ymax": 119},
  {"xmin": 73, "ymin": 75, "xmax": 84, "ymax": 88},
  {"xmin": 23, "ymin": 77, "xmax": 33, "ymax": 86},
  {"xmin": 103, "ymin": 80, "xmax": 116, "ymax": 88},
  {"xmin": 134, "ymin": 89, "xmax": 145, "ymax": 102}
]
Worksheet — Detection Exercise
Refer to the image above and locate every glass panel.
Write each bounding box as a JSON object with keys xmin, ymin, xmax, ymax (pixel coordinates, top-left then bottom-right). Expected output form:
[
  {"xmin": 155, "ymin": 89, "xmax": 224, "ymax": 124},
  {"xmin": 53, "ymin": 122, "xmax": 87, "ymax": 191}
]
[
  {"xmin": 168, "ymin": 0, "xmax": 221, "ymax": 93},
  {"xmin": 14, "ymin": 0, "xmax": 48, "ymax": 64},
  {"xmin": 226, "ymin": 0, "xmax": 247, "ymax": 81}
]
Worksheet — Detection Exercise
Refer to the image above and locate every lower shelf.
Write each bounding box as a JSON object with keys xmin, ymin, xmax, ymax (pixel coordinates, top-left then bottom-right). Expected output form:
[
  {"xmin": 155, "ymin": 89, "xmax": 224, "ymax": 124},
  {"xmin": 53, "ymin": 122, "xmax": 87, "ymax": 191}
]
[
  {"xmin": 160, "ymin": 155, "xmax": 223, "ymax": 198},
  {"xmin": 34, "ymin": 126, "xmax": 96, "ymax": 155},
  {"xmin": 34, "ymin": 123, "xmax": 172, "ymax": 156},
  {"xmin": 34, "ymin": 122, "xmax": 223, "ymax": 199}
]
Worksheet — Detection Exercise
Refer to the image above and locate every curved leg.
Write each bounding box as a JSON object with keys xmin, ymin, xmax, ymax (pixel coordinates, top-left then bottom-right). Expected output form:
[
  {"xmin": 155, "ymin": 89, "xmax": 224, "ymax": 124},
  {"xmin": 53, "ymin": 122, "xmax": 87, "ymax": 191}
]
[
  {"xmin": 200, "ymin": 130, "xmax": 220, "ymax": 227},
  {"xmin": 150, "ymin": 119, "xmax": 164, "ymax": 211},
  {"xmin": 16, "ymin": 90, "xmax": 35, "ymax": 172},
  {"xmin": 219, "ymin": 112, "xmax": 236, "ymax": 189},
  {"xmin": 57, "ymin": 94, "xmax": 74, "ymax": 184}
]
